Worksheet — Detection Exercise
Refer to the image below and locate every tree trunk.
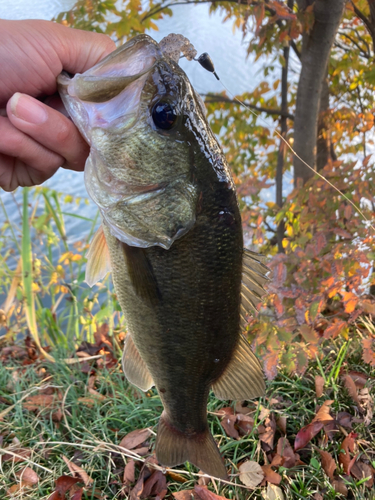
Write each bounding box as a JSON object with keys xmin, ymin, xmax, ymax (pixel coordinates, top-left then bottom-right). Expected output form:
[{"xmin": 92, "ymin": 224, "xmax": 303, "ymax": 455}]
[
  {"xmin": 276, "ymin": 43, "xmax": 290, "ymax": 253},
  {"xmin": 293, "ymin": 0, "xmax": 345, "ymax": 186},
  {"xmin": 316, "ymin": 68, "xmax": 337, "ymax": 172}
]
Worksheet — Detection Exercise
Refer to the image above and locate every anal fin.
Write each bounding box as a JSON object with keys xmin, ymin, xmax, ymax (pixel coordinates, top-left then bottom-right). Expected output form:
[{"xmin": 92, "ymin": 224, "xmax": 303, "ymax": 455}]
[
  {"xmin": 212, "ymin": 335, "xmax": 265, "ymax": 400},
  {"xmin": 122, "ymin": 333, "xmax": 154, "ymax": 391}
]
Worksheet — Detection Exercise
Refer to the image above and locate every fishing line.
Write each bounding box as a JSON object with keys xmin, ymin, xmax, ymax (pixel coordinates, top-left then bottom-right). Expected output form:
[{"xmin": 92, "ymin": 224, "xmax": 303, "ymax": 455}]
[{"xmin": 195, "ymin": 53, "xmax": 375, "ymax": 234}]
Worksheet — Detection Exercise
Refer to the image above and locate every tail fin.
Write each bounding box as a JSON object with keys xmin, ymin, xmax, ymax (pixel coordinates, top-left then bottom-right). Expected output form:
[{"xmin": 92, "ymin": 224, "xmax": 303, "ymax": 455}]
[{"xmin": 155, "ymin": 412, "xmax": 228, "ymax": 480}]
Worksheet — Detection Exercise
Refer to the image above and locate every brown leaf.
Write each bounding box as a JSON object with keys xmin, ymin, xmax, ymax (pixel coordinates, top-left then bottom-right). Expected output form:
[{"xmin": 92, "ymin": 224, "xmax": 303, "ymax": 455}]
[
  {"xmin": 194, "ymin": 485, "xmax": 230, "ymax": 500},
  {"xmin": 16, "ymin": 466, "xmax": 39, "ymax": 485},
  {"xmin": 197, "ymin": 470, "xmax": 211, "ymax": 486},
  {"xmin": 277, "ymin": 438, "xmax": 296, "ymax": 468},
  {"xmin": 259, "ymin": 413, "xmax": 276, "ymax": 452},
  {"xmin": 343, "ymin": 375, "xmax": 362, "ymax": 410},
  {"xmin": 336, "ymin": 411, "xmax": 353, "ymax": 429},
  {"xmin": 313, "ymin": 494, "xmax": 323, "ymax": 500},
  {"xmin": 313, "ymin": 400, "xmax": 334, "ymax": 423},
  {"xmin": 221, "ymin": 413, "xmax": 239, "ymax": 439},
  {"xmin": 119, "ymin": 428, "xmax": 151, "ymax": 450},
  {"xmin": 317, "ymin": 450, "xmax": 336, "ymax": 480},
  {"xmin": 23, "ymin": 394, "xmax": 55, "ymax": 411},
  {"xmin": 331, "ymin": 478, "xmax": 348, "ymax": 497},
  {"xmin": 51, "ymin": 476, "xmax": 80, "ymax": 500},
  {"xmin": 141, "ymin": 470, "xmax": 167, "ymax": 499},
  {"xmin": 346, "ymin": 371, "xmax": 369, "ymax": 388},
  {"xmin": 62, "ymin": 455, "xmax": 93, "ymax": 486},
  {"xmin": 276, "ymin": 415, "xmax": 287, "ymax": 435},
  {"xmin": 261, "ymin": 465, "xmax": 282, "ymax": 485},
  {"xmin": 338, "ymin": 434, "xmax": 357, "ymax": 474},
  {"xmin": 124, "ymin": 459, "xmax": 136, "ymax": 485},
  {"xmin": 2, "ymin": 447, "xmax": 32, "ymax": 463},
  {"xmin": 238, "ymin": 460, "xmax": 264, "ymax": 487},
  {"xmin": 314, "ymin": 376, "xmax": 325, "ymax": 398},
  {"xmin": 350, "ymin": 461, "xmax": 374, "ymax": 487},
  {"xmin": 173, "ymin": 490, "xmax": 199, "ymax": 500},
  {"xmin": 236, "ymin": 413, "xmax": 254, "ymax": 436}
]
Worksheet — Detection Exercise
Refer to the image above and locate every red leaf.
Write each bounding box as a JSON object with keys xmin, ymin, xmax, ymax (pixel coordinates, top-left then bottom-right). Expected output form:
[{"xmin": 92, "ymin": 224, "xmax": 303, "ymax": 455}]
[
  {"xmin": 194, "ymin": 485, "xmax": 230, "ymax": 500},
  {"xmin": 294, "ymin": 421, "xmax": 324, "ymax": 451}
]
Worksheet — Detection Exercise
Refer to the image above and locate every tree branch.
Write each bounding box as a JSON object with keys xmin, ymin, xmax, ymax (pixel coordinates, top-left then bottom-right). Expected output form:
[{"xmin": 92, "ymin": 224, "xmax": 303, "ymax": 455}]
[
  {"xmin": 291, "ymin": 40, "xmax": 301, "ymax": 60},
  {"xmin": 202, "ymin": 95, "xmax": 295, "ymax": 120}
]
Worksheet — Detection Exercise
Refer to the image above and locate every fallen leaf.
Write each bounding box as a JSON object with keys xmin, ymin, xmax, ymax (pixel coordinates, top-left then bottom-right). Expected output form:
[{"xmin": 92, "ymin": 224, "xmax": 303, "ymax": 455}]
[
  {"xmin": 197, "ymin": 470, "xmax": 211, "ymax": 486},
  {"xmin": 294, "ymin": 401, "xmax": 334, "ymax": 450},
  {"xmin": 236, "ymin": 413, "xmax": 254, "ymax": 436},
  {"xmin": 350, "ymin": 461, "xmax": 374, "ymax": 487},
  {"xmin": 317, "ymin": 450, "xmax": 336, "ymax": 480},
  {"xmin": 167, "ymin": 470, "xmax": 188, "ymax": 483},
  {"xmin": 124, "ymin": 459, "xmax": 136, "ymax": 485},
  {"xmin": 221, "ymin": 413, "xmax": 239, "ymax": 439},
  {"xmin": 119, "ymin": 428, "xmax": 151, "ymax": 450},
  {"xmin": 23, "ymin": 394, "xmax": 55, "ymax": 411},
  {"xmin": 336, "ymin": 412, "xmax": 352, "ymax": 429},
  {"xmin": 314, "ymin": 400, "xmax": 334, "ymax": 423},
  {"xmin": 347, "ymin": 371, "xmax": 369, "ymax": 388},
  {"xmin": 261, "ymin": 465, "xmax": 282, "ymax": 485},
  {"xmin": 277, "ymin": 438, "xmax": 296, "ymax": 468},
  {"xmin": 358, "ymin": 388, "xmax": 373, "ymax": 426},
  {"xmin": 62, "ymin": 455, "xmax": 93, "ymax": 486},
  {"xmin": 48, "ymin": 476, "xmax": 81, "ymax": 500},
  {"xmin": 141, "ymin": 469, "xmax": 167, "ymax": 499},
  {"xmin": 331, "ymin": 477, "xmax": 348, "ymax": 497},
  {"xmin": 194, "ymin": 485, "xmax": 230, "ymax": 500},
  {"xmin": 2, "ymin": 447, "xmax": 32, "ymax": 463},
  {"xmin": 314, "ymin": 376, "xmax": 325, "ymax": 398},
  {"xmin": 16, "ymin": 466, "xmax": 39, "ymax": 485},
  {"xmin": 343, "ymin": 375, "xmax": 362, "ymax": 410},
  {"xmin": 259, "ymin": 414, "xmax": 276, "ymax": 452},
  {"xmin": 313, "ymin": 494, "xmax": 323, "ymax": 500},
  {"xmin": 338, "ymin": 434, "xmax": 357, "ymax": 474},
  {"xmin": 261, "ymin": 483, "xmax": 285, "ymax": 500},
  {"xmin": 294, "ymin": 421, "xmax": 324, "ymax": 451},
  {"xmin": 173, "ymin": 490, "xmax": 199, "ymax": 500},
  {"xmin": 238, "ymin": 460, "xmax": 264, "ymax": 487},
  {"xmin": 71, "ymin": 488, "xmax": 84, "ymax": 500},
  {"xmin": 276, "ymin": 415, "xmax": 287, "ymax": 435}
]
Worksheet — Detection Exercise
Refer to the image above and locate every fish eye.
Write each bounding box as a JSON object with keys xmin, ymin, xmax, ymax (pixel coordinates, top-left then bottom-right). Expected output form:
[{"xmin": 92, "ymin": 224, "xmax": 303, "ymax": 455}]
[{"xmin": 152, "ymin": 101, "xmax": 177, "ymax": 130}]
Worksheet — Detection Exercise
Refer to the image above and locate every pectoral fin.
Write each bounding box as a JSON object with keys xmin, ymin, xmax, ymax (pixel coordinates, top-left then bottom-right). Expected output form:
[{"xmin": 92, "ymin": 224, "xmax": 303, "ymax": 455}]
[
  {"xmin": 122, "ymin": 243, "xmax": 162, "ymax": 307},
  {"xmin": 85, "ymin": 225, "xmax": 111, "ymax": 287},
  {"xmin": 212, "ymin": 335, "xmax": 265, "ymax": 400},
  {"xmin": 122, "ymin": 333, "xmax": 154, "ymax": 391}
]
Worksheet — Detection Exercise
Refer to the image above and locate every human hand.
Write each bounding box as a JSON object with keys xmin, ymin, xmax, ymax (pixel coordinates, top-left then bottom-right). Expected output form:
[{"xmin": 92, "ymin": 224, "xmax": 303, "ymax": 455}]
[{"xmin": 0, "ymin": 19, "xmax": 116, "ymax": 191}]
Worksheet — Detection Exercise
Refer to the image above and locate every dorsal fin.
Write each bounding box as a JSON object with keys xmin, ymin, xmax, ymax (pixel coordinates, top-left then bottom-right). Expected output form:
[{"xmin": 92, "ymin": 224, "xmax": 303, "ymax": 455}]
[
  {"xmin": 240, "ymin": 249, "xmax": 269, "ymax": 329},
  {"xmin": 85, "ymin": 225, "xmax": 111, "ymax": 287}
]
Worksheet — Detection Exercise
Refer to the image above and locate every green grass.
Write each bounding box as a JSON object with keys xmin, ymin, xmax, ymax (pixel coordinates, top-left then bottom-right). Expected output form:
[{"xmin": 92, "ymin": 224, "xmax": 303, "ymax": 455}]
[{"xmin": 0, "ymin": 338, "xmax": 374, "ymax": 499}]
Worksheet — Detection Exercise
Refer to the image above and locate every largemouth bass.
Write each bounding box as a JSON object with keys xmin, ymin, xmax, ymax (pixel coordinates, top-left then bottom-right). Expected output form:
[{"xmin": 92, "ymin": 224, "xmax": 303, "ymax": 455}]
[{"xmin": 58, "ymin": 34, "xmax": 268, "ymax": 480}]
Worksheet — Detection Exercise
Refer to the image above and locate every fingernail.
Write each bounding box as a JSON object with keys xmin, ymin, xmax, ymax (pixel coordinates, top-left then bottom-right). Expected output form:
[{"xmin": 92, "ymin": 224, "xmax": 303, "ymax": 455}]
[{"xmin": 10, "ymin": 93, "xmax": 48, "ymax": 125}]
